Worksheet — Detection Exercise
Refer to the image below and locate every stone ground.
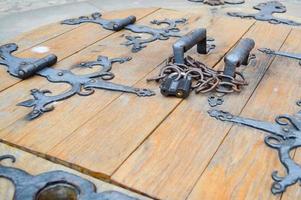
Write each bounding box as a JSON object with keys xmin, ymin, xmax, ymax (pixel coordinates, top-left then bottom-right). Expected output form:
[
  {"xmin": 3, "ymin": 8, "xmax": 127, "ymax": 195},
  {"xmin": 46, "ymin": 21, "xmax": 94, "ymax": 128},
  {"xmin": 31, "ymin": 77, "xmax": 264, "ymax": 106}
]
[{"xmin": 0, "ymin": 0, "xmax": 301, "ymax": 41}]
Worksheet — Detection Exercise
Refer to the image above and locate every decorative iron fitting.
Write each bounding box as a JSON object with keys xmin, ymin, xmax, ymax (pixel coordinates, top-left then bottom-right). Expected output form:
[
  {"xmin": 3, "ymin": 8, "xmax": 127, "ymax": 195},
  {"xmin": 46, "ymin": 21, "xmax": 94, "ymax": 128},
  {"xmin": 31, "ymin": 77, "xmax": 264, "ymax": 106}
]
[
  {"xmin": 218, "ymin": 38, "xmax": 255, "ymax": 93},
  {"xmin": 208, "ymin": 95, "xmax": 224, "ymax": 107},
  {"xmin": 188, "ymin": 0, "xmax": 245, "ymax": 6},
  {"xmin": 0, "ymin": 43, "xmax": 155, "ymax": 120},
  {"xmin": 0, "ymin": 43, "xmax": 57, "ymax": 79},
  {"xmin": 0, "ymin": 155, "xmax": 139, "ymax": 200},
  {"xmin": 258, "ymin": 48, "xmax": 301, "ymax": 65},
  {"xmin": 228, "ymin": 1, "xmax": 301, "ymax": 26},
  {"xmin": 208, "ymin": 103, "xmax": 301, "ymax": 195},
  {"xmin": 62, "ymin": 13, "xmax": 187, "ymax": 52},
  {"xmin": 158, "ymin": 28, "xmax": 215, "ymax": 98},
  {"xmin": 173, "ymin": 28, "xmax": 208, "ymax": 64}
]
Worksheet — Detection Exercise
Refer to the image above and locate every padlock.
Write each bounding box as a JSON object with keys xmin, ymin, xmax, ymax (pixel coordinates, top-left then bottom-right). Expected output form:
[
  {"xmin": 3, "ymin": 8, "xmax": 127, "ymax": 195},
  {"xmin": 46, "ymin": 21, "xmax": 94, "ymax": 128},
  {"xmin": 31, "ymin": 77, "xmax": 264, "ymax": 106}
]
[{"xmin": 160, "ymin": 76, "xmax": 192, "ymax": 98}]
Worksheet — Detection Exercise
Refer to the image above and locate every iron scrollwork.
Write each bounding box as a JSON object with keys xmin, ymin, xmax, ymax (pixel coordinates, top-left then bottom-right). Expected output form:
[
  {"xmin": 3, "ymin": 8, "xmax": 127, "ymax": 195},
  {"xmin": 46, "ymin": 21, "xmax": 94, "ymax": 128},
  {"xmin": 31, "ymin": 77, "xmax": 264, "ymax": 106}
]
[
  {"xmin": 259, "ymin": 48, "xmax": 301, "ymax": 65},
  {"xmin": 0, "ymin": 155, "xmax": 139, "ymax": 200},
  {"xmin": 0, "ymin": 43, "xmax": 155, "ymax": 120},
  {"xmin": 208, "ymin": 102, "xmax": 301, "ymax": 194},
  {"xmin": 62, "ymin": 13, "xmax": 187, "ymax": 52},
  {"xmin": 227, "ymin": 1, "xmax": 301, "ymax": 26},
  {"xmin": 208, "ymin": 95, "xmax": 224, "ymax": 107},
  {"xmin": 188, "ymin": 0, "xmax": 245, "ymax": 6}
]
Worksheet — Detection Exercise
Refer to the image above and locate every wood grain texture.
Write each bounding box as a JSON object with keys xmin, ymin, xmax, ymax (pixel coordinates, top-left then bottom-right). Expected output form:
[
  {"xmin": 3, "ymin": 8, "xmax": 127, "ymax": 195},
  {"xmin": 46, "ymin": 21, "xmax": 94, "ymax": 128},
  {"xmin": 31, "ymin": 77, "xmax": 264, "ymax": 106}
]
[
  {"xmin": 0, "ymin": 7, "xmax": 158, "ymax": 92},
  {"xmin": 187, "ymin": 28, "xmax": 301, "ymax": 200},
  {"xmin": 112, "ymin": 22, "xmax": 291, "ymax": 200},
  {"xmin": 47, "ymin": 17, "xmax": 254, "ymax": 180},
  {"xmin": 0, "ymin": 7, "xmax": 158, "ymax": 132},
  {"xmin": 0, "ymin": 142, "xmax": 151, "ymax": 200},
  {"xmin": 0, "ymin": 9, "xmax": 194, "ymax": 164}
]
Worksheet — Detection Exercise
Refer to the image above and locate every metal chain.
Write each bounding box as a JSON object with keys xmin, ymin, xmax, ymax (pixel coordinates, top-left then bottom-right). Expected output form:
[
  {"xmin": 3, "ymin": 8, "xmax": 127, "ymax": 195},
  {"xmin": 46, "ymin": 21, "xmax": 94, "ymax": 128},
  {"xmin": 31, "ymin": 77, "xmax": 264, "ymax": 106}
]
[{"xmin": 147, "ymin": 56, "xmax": 248, "ymax": 94}]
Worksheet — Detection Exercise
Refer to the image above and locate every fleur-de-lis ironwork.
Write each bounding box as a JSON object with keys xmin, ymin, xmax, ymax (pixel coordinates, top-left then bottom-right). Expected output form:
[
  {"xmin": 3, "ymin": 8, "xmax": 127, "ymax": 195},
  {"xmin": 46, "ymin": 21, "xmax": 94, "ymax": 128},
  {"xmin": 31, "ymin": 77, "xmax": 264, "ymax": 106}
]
[
  {"xmin": 208, "ymin": 101, "xmax": 301, "ymax": 194},
  {"xmin": 0, "ymin": 43, "xmax": 155, "ymax": 120},
  {"xmin": 62, "ymin": 13, "xmax": 187, "ymax": 52},
  {"xmin": 227, "ymin": 1, "xmax": 301, "ymax": 26}
]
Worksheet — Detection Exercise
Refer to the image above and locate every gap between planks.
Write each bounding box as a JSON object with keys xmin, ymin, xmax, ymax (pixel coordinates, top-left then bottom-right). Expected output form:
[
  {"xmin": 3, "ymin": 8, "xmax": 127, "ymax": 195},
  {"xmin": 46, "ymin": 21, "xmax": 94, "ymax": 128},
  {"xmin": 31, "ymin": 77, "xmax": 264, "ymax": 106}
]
[
  {"xmin": 0, "ymin": 7, "xmax": 160, "ymax": 92},
  {"xmin": 0, "ymin": 8, "xmax": 200, "ymax": 178},
  {"xmin": 111, "ymin": 22, "xmax": 292, "ymax": 200},
  {"xmin": 185, "ymin": 27, "xmax": 292, "ymax": 200},
  {"xmin": 0, "ymin": 7, "xmax": 163, "ymax": 131},
  {"xmin": 45, "ymin": 17, "xmax": 255, "ymax": 179},
  {"xmin": 187, "ymin": 28, "xmax": 301, "ymax": 200}
]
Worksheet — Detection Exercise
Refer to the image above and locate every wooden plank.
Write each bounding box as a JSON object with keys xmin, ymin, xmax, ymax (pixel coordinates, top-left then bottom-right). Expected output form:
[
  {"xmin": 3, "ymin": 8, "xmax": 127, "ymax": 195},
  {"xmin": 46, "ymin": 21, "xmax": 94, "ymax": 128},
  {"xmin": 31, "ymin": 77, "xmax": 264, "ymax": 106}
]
[
  {"xmin": 186, "ymin": 28, "xmax": 301, "ymax": 200},
  {"xmin": 0, "ymin": 7, "xmax": 159, "ymax": 131},
  {"xmin": 47, "ymin": 17, "xmax": 254, "ymax": 178},
  {"xmin": 111, "ymin": 22, "xmax": 291, "ymax": 200},
  {"xmin": 0, "ymin": 9, "xmax": 195, "ymax": 161},
  {"xmin": 0, "ymin": 7, "xmax": 158, "ymax": 92},
  {"xmin": 3, "ymin": 22, "xmax": 78, "ymax": 52},
  {"xmin": 0, "ymin": 142, "xmax": 151, "ymax": 200}
]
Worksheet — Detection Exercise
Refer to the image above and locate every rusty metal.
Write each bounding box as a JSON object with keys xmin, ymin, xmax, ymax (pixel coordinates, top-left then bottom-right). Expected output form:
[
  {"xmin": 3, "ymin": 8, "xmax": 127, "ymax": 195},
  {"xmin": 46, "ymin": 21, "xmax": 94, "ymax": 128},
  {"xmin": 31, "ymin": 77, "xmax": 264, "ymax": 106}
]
[
  {"xmin": 208, "ymin": 101, "xmax": 301, "ymax": 194},
  {"xmin": 0, "ymin": 155, "xmax": 139, "ymax": 200},
  {"xmin": 228, "ymin": 1, "xmax": 301, "ymax": 26},
  {"xmin": 0, "ymin": 43, "xmax": 155, "ymax": 120},
  {"xmin": 147, "ymin": 37, "xmax": 254, "ymax": 104},
  {"xmin": 147, "ymin": 55, "xmax": 247, "ymax": 96},
  {"xmin": 62, "ymin": 13, "xmax": 187, "ymax": 52},
  {"xmin": 259, "ymin": 48, "xmax": 301, "ymax": 65},
  {"xmin": 188, "ymin": 0, "xmax": 245, "ymax": 6}
]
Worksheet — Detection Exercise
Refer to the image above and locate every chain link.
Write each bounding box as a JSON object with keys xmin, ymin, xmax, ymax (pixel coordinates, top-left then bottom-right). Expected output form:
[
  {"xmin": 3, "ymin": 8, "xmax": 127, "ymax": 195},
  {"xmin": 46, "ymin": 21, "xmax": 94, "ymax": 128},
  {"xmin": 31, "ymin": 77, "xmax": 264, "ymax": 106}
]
[{"xmin": 147, "ymin": 56, "xmax": 248, "ymax": 94}]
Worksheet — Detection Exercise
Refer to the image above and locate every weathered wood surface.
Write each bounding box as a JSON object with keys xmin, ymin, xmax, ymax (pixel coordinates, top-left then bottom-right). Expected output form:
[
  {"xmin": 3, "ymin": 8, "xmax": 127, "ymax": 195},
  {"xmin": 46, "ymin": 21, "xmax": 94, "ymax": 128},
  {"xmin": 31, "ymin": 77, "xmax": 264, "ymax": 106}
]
[
  {"xmin": 0, "ymin": 142, "xmax": 150, "ymax": 200},
  {"xmin": 48, "ymin": 16, "xmax": 254, "ymax": 178},
  {"xmin": 0, "ymin": 7, "xmax": 158, "ymax": 92},
  {"xmin": 186, "ymin": 28, "xmax": 301, "ymax": 200},
  {"xmin": 0, "ymin": 7, "xmax": 300, "ymax": 200},
  {"xmin": 112, "ymin": 22, "xmax": 291, "ymax": 200}
]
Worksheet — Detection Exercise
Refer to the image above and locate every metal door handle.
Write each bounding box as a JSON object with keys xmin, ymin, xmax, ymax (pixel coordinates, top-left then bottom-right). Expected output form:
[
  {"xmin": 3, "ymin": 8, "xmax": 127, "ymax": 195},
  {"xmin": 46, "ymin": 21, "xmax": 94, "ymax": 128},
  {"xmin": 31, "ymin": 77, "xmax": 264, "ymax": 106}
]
[
  {"xmin": 112, "ymin": 15, "xmax": 136, "ymax": 31},
  {"xmin": 223, "ymin": 38, "xmax": 255, "ymax": 79},
  {"xmin": 173, "ymin": 28, "xmax": 207, "ymax": 64}
]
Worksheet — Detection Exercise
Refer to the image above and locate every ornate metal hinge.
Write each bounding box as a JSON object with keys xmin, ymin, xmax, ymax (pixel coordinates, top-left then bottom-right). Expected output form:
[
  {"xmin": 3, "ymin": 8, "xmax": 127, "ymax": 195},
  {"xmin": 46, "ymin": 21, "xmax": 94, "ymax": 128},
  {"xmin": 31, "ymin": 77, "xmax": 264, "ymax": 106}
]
[
  {"xmin": 228, "ymin": 1, "xmax": 301, "ymax": 26},
  {"xmin": 0, "ymin": 155, "xmax": 139, "ymax": 200},
  {"xmin": 259, "ymin": 48, "xmax": 301, "ymax": 65},
  {"xmin": 188, "ymin": 0, "xmax": 245, "ymax": 6},
  {"xmin": 0, "ymin": 43, "xmax": 155, "ymax": 120},
  {"xmin": 62, "ymin": 13, "xmax": 187, "ymax": 52},
  {"xmin": 208, "ymin": 101, "xmax": 301, "ymax": 194}
]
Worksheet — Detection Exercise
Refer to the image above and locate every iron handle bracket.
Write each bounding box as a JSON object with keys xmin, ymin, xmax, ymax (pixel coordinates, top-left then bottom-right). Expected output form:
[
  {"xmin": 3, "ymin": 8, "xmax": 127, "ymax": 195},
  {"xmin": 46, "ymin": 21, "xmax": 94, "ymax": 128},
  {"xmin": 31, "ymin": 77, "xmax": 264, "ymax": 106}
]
[
  {"xmin": 173, "ymin": 28, "xmax": 207, "ymax": 64},
  {"xmin": 220, "ymin": 38, "xmax": 255, "ymax": 91},
  {"xmin": 0, "ymin": 43, "xmax": 57, "ymax": 79},
  {"xmin": 112, "ymin": 15, "xmax": 136, "ymax": 31}
]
